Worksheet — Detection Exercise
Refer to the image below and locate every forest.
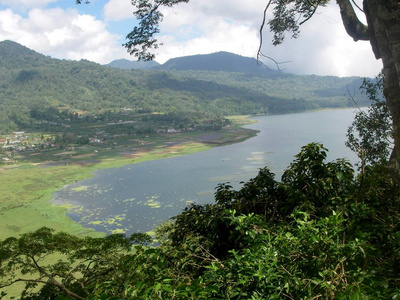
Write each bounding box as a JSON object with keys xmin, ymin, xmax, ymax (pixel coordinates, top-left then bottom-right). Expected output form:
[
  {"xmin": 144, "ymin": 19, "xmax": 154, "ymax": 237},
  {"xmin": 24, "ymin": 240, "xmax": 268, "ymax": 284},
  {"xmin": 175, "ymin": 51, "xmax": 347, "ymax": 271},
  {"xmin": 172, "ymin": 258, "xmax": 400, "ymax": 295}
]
[
  {"xmin": 0, "ymin": 39, "xmax": 396, "ymax": 299},
  {"xmin": 0, "ymin": 67, "xmax": 398, "ymax": 298},
  {"xmin": 0, "ymin": 40, "xmax": 369, "ymax": 135},
  {"xmin": 1, "ymin": 0, "xmax": 398, "ymax": 295}
]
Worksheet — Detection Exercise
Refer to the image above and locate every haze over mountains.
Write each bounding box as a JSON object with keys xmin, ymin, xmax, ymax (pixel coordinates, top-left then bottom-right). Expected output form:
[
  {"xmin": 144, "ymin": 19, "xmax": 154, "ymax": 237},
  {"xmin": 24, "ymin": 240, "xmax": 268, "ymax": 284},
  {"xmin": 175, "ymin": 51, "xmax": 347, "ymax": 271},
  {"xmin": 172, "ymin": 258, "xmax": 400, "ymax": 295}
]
[{"xmin": 0, "ymin": 40, "xmax": 368, "ymax": 133}]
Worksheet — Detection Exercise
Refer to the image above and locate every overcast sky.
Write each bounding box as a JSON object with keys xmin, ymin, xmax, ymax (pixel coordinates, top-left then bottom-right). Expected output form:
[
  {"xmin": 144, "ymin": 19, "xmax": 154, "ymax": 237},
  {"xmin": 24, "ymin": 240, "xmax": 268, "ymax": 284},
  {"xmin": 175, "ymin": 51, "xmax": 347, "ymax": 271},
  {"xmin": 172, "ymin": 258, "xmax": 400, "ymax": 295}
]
[{"xmin": 0, "ymin": 0, "xmax": 382, "ymax": 77}]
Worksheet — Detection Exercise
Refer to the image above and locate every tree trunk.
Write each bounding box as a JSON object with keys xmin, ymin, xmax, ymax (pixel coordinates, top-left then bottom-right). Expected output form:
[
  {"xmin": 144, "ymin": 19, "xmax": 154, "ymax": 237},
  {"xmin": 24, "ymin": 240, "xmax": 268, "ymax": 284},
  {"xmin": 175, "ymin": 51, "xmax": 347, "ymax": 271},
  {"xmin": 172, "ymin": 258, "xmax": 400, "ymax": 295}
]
[{"xmin": 364, "ymin": 0, "xmax": 400, "ymax": 168}]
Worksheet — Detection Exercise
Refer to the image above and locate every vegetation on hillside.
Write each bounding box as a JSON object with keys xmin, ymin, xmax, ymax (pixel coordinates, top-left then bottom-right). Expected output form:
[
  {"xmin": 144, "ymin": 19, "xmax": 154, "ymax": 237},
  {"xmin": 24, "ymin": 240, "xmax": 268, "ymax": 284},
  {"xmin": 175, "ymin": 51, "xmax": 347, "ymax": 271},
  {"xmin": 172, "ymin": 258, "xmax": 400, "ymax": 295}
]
[
  {"xmin": 0, "ymin": 41, "xmax": 368, "ymax": 134},
  {"xmin": 0, "ymin": 76, "xmax": 399, "ymax": 299}
]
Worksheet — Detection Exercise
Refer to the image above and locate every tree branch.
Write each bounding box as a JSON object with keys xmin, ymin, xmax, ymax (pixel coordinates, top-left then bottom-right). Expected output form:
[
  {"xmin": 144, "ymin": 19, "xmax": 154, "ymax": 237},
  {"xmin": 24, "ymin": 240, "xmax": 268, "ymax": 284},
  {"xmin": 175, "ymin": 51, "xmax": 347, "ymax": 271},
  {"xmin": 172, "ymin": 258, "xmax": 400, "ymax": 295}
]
[
  {"xmin": 0, "ymin": 277, "xmax": 49, "ymax": 289},
  {"xmin": 30, "ymin": 255, "xmax": 86, "ymax": 300},
  {"xmin": 350, "ymin": 0, "xmax": 364, "ymax": 13},
  {"xmin": 257, "ymin": 0, "xmax": 273, "ymax": 62},
  {"xmin": 257, "ymin": 0, "xmax": 291, "ymax": 71},
  {"xmin": 299, "ymin": 0, "xmax": 323, "ymax": 26},
  {"xmin": 336, "ymin": 0, "xmax": 370, "ymax": 41}
]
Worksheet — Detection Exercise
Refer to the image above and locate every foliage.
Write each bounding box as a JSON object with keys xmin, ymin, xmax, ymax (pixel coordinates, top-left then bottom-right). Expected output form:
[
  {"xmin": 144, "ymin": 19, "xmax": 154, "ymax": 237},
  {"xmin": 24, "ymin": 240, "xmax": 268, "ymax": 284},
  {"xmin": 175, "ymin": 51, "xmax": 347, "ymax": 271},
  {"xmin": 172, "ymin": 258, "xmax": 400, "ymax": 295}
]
[
  {"xmin": 2, "ymin": 1, "xmax": 397, "ymax": 297},
  {"xmin": 92, "ymin": 143, "xmax": 400, "ymax": 299},
  {"xmin": 3, "ymin": 143, "xmax": 399, "ymax": 299},
  {"xmin": 124, "ymin": 0, "xmax": 190, "ymax": 60},
  {"xmin": 121, "ymin": 0, "xmax": 330, "ymax": 57},
  {"xmin": 346, "ymin": 73, "xmax": 393, "ymax": 170},
  {"xmin": 267, "ymin": 0, "xmax": 329, "ymax": 46},
  {"xmin": 0, "ymin": 228, "xmax": 150, "ymax": 299}
]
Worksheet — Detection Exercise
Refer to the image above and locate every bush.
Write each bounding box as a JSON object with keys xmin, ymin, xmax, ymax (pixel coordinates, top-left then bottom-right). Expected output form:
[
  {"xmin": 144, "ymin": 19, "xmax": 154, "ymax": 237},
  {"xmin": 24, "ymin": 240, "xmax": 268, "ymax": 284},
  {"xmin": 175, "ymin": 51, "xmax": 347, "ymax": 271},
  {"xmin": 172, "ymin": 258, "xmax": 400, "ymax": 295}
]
[{"xmin": 1, "ymin": 143, "xmax": 400, "ymax": 299}]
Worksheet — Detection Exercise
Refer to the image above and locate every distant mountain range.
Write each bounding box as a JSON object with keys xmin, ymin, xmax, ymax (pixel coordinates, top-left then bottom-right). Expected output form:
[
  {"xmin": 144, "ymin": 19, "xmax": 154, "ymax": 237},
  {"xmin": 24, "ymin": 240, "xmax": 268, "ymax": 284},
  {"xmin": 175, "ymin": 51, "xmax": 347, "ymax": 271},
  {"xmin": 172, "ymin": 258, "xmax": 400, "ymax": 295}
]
[
  {"xmin": 106, "ymin": 52, "xmax": 284, "ymax": 77},
  {"xmin": 0, "ymin": 40, "xmax": 368, "ymax": 133}
]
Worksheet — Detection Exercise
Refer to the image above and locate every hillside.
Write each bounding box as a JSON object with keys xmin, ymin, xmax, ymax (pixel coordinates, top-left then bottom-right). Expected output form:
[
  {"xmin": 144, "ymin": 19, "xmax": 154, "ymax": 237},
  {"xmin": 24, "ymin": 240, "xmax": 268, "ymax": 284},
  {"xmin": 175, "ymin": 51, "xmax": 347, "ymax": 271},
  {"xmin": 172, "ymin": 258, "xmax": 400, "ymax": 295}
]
[
  {"xmin": 108, "ymin": 51, "xmax": 286, "ymax": 77},
  {"xmin": 155, "ymin": 52, "xmax": 283, "ymax": 76},
  {"xmin": 0, "ymin": 40, "xmax": 50, "ymax": 68},
  {"xmin": 0, "ymin": 40, "xmax": 368, "ymax": 133}
]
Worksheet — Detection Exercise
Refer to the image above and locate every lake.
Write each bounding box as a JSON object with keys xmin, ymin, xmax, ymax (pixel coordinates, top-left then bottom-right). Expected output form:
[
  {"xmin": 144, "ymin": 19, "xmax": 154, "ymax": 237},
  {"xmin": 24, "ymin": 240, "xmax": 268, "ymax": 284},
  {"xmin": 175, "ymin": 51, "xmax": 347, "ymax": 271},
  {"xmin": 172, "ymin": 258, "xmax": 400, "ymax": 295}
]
[{"xmin": 52, "ymin": 108, "xmax": 361, "ymax": 235}]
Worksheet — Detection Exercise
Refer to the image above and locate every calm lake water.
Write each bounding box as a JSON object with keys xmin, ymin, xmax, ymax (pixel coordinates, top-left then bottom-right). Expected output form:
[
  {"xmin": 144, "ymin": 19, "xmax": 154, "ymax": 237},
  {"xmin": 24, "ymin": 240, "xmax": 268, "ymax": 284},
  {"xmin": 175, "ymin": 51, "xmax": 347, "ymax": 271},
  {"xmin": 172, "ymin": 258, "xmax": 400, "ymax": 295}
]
[{"xmin": 53, "ymin": 108, "xmax": 360, "ymax": 235}]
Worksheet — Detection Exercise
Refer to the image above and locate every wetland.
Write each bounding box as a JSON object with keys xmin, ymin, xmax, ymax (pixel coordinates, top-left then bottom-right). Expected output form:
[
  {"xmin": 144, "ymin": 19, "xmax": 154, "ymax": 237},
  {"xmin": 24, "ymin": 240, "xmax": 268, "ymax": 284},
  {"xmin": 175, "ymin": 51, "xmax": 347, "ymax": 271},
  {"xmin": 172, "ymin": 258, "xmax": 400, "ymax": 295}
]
[{"xmin": 52, "ymin": 108, "xmax": 359, "ymax": 236}]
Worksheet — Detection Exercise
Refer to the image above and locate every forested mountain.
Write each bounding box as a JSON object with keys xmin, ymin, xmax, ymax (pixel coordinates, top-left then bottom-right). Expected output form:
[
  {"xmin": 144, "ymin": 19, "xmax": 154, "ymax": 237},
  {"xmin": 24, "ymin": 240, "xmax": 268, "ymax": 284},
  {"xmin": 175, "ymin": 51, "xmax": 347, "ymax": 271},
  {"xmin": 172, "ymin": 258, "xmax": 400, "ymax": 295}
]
[
  {"xmin": 155, "ymin": 51, "xmax": 284, "ymax": 76},
  {"xmin": 0, "ymin": 40, "xmax": 51, "ymax": 68},
  {"xmin": 109, "ymin": 51, "xmax": 287, "ymax": 77},
  {"xmin": 0, "ymin": 40, "xmax": 367, "ymax": 133}
]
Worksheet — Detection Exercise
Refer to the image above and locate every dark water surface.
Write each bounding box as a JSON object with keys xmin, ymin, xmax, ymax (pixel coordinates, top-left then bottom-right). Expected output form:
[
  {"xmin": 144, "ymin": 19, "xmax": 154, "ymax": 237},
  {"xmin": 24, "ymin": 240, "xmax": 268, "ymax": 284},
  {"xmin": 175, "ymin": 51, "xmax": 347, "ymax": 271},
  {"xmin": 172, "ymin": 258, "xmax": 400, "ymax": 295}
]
[{"xmin": 52, "ymin": 108, "xmax": 360, "ymax": 235}]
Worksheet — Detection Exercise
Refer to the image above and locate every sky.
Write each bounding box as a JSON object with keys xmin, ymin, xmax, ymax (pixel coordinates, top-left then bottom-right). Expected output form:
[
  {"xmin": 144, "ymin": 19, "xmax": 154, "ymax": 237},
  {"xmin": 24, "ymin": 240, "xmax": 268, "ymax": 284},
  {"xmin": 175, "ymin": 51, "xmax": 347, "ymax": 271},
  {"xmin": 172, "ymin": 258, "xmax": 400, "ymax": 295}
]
[{"xmin": 0, "ymin": 0, "xmax": 383, "ymax": 77}]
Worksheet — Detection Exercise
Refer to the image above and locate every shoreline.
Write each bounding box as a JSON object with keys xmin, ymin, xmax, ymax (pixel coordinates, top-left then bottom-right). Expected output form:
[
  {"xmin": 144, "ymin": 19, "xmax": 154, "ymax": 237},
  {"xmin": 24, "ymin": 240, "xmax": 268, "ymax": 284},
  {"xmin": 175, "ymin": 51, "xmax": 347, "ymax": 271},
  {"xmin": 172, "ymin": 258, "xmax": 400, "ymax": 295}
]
[{"xmin": 0, "ymin": 119, "xmax": 258, "ymax": 240}]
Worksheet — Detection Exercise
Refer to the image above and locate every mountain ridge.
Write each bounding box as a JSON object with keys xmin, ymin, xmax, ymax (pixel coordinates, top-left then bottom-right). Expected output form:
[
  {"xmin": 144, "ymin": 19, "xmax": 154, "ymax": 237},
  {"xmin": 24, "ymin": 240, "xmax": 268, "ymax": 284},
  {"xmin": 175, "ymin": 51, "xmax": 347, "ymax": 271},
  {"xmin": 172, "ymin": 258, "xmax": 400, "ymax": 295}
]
[
  {"xmin": 0, "ymin": 40, "xmax": 368, "ymax": 133},
  {"xmin": 155, "ymin": 52, "xmax": 282, "ymax": 76},
  {"xmin": 107, "ymin": 51, "xmax": 285, "ymax": 77}
]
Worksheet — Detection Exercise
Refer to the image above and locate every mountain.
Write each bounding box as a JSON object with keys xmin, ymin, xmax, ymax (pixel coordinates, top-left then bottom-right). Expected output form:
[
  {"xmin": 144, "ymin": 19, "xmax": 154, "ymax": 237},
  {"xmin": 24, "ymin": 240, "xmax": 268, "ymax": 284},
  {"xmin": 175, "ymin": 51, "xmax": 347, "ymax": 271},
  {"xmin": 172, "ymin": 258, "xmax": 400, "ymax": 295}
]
[
  {"xmin": 156, "ymin": 51, "xmax": 284, "ymax": 76},
  {"xmin": 105, "ymin": 58, "xmax": 160, "ymax": 70},
  {"xmin": 105, "ymin": 52, "xmax": 270, "ymax": 74},
  {"xmin": 0, "ymin": 40, "xmax": 368, "ymax": 134},
  {"xmin": 0, "ymin": 40, "xmax": 50, "ymax": 68},
  {"xmin": 0, "ymin": 40, "xmax": 41, "ymax": 58}
]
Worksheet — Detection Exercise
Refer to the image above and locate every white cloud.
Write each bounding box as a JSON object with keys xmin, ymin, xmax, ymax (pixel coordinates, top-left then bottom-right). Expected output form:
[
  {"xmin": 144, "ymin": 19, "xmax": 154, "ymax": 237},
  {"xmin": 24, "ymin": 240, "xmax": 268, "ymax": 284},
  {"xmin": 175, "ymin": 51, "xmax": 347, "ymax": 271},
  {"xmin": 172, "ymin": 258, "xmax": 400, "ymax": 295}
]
[
  {"xmin": 159, "ymin": 0, "xmax": 265, "ymax": 32},
  {"xmin": 0, "ymin": 7, "xmax": 125, "ymax": 64},
  {"xmin": 103, "ymin": 0, "xmax": 133, "ymax": 21},
  {"xmin": 155, "ymin": 19, "xmax": 259, "ymax": 63},
  {"xmin": 150, "ymin": 0, "xmax": 264, "ymax": 62},
  {"xmin": 152, "ymin": 0, "xmax": 382, "ymax": 77},
  {"xmin": 257, "ymin": 4, "xmax": 382, "ymax": 77},
  {"xmin": 0, "ymin": 0, "xmax": 383, "ymax": 77}
]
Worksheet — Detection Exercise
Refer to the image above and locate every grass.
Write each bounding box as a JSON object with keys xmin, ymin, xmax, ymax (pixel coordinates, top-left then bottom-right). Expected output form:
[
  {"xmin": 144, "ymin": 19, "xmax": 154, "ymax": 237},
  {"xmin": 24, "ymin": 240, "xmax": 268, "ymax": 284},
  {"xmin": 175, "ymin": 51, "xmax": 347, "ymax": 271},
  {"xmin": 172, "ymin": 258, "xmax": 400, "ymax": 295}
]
[
  {"xmin": 0, "ymin": 121, "xmax": 258, "ymax": 298},
  {"xmin": 0, "ymin": 162, "xmax": 103, "ymax": 240}
]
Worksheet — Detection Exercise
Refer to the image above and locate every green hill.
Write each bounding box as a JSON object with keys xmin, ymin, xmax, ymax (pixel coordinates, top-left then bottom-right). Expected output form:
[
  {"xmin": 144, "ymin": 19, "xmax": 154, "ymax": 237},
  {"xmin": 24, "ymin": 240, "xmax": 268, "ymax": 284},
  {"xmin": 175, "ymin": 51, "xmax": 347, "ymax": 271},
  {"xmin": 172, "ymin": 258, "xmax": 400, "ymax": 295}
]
[
  {"xmin": 156, "ymin": 51, "xmax": 283, "ymax": 76},
  {"xmin": 0, "ymin": 40, "xmax": 367, "ymax": 133}
]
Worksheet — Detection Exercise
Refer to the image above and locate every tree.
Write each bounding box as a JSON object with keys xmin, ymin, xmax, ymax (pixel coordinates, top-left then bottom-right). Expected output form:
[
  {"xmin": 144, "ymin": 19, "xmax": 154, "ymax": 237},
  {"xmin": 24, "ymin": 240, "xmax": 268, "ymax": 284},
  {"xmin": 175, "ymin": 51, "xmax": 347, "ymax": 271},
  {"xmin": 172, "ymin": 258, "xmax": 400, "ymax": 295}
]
[
  {"xmin": 91, "ymin": 143, "xmax": 400, "ymax": 299},
  {"xmin": 0, "ymin": 228, "xmax": 151, "ymax": 299},
  {"xmin": 346, "ymin": 73, "xmax": 393, "ymax": 173},
  {"xmin": 103, "ymin": 0, "xmax": 400, "ymax": 168},
  {"xmin": 2, "ymin": 144, "xmax": 400, "ymax": 298}
]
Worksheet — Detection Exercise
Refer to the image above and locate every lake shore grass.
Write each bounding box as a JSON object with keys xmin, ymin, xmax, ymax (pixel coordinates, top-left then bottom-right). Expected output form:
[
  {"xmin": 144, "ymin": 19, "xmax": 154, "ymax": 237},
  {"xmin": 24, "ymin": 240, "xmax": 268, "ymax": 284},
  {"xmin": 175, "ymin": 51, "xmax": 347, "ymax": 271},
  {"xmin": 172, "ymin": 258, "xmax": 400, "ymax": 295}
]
[{"xmin": 0, "ymin": 119, "xmax": 258, "ymax": 240}]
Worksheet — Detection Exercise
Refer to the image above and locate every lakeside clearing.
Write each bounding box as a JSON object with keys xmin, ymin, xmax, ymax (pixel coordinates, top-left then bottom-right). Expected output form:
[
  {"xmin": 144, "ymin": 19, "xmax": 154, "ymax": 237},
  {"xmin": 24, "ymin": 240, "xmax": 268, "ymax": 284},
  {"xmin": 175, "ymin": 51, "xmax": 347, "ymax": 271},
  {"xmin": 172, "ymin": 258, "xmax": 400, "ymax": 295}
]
[{"xmin": 0, "ymin": 116, "xmax": 257, "ymax": 240}]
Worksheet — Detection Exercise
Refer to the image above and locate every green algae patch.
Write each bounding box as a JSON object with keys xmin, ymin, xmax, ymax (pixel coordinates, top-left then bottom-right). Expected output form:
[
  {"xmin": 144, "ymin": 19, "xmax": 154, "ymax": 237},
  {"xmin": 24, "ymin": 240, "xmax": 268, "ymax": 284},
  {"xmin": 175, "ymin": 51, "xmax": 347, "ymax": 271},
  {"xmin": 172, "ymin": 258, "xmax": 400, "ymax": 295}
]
[
  {"xmin": 71, "ymin": 185, "xmax": 90, "ymax": 192},
  {"xmin": 227, "ymin": 115, "xmax": 258, "ymax": 126},
  {"xmin": 93, "ymin": 141, "xmax": 213, "ymax": 170},
  {"xmin": 110, "ymin": 228, "xmax": 126, "ymax": 234},
  {"xmin": 146, "ymin": 199, "xmax": 162, "ymax": 209},
  {"xmin": 89, "ymin": 220, "xmax": 103, "ymax": 225}
]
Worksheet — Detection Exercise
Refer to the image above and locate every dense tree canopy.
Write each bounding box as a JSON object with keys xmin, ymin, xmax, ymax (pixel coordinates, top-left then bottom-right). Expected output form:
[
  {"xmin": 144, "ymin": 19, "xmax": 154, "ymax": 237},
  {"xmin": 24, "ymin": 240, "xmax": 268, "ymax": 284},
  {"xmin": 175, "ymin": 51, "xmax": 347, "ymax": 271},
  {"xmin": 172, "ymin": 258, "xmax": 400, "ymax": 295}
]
[
  {"xmin": 346, "ymin": 74, "xmax": 393, "ymax": 171},
  {"xmin": 1, "ymin": 2, "xmax": 396, "ymax": 298},
  {"xmin": 0, "ymin": 40, "xmax": 367, "ymax": 134},
  {"xmin": 2, "ymin": 14, "xmax": 399, "ymax": 296}
]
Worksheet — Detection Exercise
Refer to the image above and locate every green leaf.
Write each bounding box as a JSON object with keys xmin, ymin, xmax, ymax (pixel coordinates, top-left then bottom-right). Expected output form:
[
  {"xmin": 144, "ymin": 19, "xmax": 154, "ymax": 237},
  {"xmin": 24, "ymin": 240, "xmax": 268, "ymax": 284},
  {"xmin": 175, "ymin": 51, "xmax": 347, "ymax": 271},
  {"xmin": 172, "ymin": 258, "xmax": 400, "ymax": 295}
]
[{"xmin": 349, "ymin": 292, "xmax": 361, "ymax": 300}]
